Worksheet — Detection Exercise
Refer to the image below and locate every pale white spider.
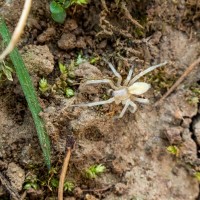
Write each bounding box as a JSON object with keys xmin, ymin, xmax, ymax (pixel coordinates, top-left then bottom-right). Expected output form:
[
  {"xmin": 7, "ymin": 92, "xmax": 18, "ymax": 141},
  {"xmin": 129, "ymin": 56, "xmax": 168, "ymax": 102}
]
[{"xmin": 74, "ymin": 59, "xmax": 167, "ymax": 118}]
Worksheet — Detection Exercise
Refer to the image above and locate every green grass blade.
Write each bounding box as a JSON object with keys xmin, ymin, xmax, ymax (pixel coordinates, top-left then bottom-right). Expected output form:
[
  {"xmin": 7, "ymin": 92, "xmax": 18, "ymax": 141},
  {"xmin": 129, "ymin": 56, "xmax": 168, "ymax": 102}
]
[{"xmin": 0, "ymin": 17, "xmax": 51, "ymax": 169}]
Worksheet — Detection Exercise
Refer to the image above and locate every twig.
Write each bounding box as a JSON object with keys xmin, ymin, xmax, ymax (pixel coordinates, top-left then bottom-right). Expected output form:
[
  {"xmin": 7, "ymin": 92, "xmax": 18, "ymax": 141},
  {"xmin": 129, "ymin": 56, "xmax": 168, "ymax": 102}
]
[
  {"xmin": 0, "ymin": 0, "xmax": 32, "ymax": 61},
  {"xmin": 156, "ymin": 57, "xmax": 200, "ymax": 105},
  {"xmin": 101, "ymin": 0, "xmax": 109, "ymax": 13},
  {"xmin": 58, "ymin": 148, "xmax": 72, "ymax": 200},
  {"xmin": 0, "ymin": 172, "xmax": 21, "ymax": 200},
  {"xmin": 82, "ymin": 185, "xmax": 113, "ymax": 192}
]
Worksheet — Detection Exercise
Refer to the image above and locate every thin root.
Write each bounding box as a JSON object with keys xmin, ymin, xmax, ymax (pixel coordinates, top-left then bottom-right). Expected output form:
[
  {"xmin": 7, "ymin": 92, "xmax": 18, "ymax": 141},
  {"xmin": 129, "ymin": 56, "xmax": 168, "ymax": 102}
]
[
  {"xmin": 0, "ymin": 0, "xmax": 32, "ymax": 61},
  {"xmin": 0, "ymin": 172, "xmax": 21, "ymax": 200},
  {"xmin": 58, "ymin": 148, "xmax": 72, "ymax": 200},
  {"xmin": 121, "ymin": 2, "xmax": 144, "ymax": 29},
  {"xmin": 156, "ymin": 57, "xmax": 200, "ymax": 105}
]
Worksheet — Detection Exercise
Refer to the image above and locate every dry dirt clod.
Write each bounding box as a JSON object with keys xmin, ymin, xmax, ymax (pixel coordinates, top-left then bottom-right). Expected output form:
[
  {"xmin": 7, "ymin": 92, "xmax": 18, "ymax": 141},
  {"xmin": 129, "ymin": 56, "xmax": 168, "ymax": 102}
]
[
  {"xmin": 75, "ymin": 62, "xmax": 103, "ymax": 94},
  {"xmin": 73, "ymin": 187, "xmax": 83, "ymax": 198},
  {"xmin": 6, "ymin": 162, "xmax": 25, "ymax": 191},
  {"xmin": 26, "ymin": 188, "xmax": 44, "ymax": 200},
  {"xmin": 64, "ymin": 19, "xmax": 78, "ymax": 31},
  {"xmin": 58, "ymin": 33, "xmax": 86, "ymax": 50},
  {"xmin": 20, "ymin": 45, "xmax": 54, "ymax": 76},
  {"xmin": 75, "ymin": 62, "xmax": 103, "ymax": 79},
  {"xmin": 114, "ymin": 183, "xmax": 128, "ymax": 196},
  {"xmin": 37, "ymin": 27, "xmax": 56, "ymax": 43},
  {"xmin": 58, "ymin": 33, "xmax": 76, "ymax": 50}
]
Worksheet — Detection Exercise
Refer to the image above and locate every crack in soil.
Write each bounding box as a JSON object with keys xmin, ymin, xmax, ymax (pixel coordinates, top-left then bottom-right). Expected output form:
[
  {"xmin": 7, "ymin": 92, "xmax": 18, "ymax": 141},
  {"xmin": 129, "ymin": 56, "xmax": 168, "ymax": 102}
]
[{"xmin": 190, "ymin": 104, "xmax": 200, "ymax": 200}]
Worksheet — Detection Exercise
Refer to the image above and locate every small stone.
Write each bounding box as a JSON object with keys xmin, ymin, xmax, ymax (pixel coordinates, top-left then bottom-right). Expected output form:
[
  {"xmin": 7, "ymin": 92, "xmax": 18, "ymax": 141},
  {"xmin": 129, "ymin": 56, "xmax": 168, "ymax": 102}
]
[
  {"xmin": 85, "ymin": 194, "xmax": 98, "ymax": 200},
  {"xmin": 164, "ymin": 127, "xmax": 183, "ymax": 144}
]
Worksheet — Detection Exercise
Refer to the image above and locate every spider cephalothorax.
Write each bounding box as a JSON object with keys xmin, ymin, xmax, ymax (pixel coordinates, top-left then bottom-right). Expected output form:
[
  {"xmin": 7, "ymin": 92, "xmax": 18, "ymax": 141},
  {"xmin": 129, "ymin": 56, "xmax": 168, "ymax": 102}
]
[{"xmin": 74, "ymin": 59, "xmax": 167, "ymax": 118}]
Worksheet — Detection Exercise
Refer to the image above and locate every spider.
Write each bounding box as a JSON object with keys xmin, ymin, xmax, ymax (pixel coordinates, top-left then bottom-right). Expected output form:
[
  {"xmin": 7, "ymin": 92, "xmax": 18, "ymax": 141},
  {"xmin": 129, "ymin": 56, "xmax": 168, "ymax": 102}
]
[{"xmin": 74, "ymin": 59, "xmax": 167, "ymax": 118}]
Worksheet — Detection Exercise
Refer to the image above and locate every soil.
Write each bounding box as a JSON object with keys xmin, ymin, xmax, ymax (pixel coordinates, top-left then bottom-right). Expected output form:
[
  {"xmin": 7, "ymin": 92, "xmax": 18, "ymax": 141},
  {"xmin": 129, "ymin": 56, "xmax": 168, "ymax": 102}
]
[{"xmin": 0, "ymin": 0, "xmax": 200, "ymax": 200}]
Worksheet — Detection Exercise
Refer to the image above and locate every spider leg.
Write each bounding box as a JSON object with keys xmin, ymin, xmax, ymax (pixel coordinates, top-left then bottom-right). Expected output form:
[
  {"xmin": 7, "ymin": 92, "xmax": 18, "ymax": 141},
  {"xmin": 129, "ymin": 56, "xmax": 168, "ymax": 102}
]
[
  {"xmin": 123, "ymin": 65, "xmax": 134, "ymax": 86},
  {"xmin": 133, "ymin": 97, "xmax": 149, "ymax": 104},
  {"xmin": 118, "ymin": 100, "xmax": 130, "ymax": 118},
  {"xmin": 128, "ymin": 61, "xmax": 167, "ymax": 86},
  {"xmin": 85, "ymin": 79, "xmax": 117, "ymax": 90},
  {"xmin": 128, "ymin": 100, "xmax": 138, "ymax": 113},
  {"xmin": 72, "ymin": 97, "xmax": 115, "ymax": 107},
  {"xmin": 103, "ymin": 58, "xmax": 122, "ymax": 87}
]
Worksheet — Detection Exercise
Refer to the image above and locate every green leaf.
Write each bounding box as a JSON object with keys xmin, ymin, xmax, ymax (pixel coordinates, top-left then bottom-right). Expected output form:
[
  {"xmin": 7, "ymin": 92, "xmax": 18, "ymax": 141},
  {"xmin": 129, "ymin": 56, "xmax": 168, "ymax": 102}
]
[
  {"xmin": 31, "ymin": 183, "xmax": 39, "ymax": 190},
  {"xmin": 51, "ymin": 12, "xmax": 66, "ymax": 24},
  {"xmin": 166, "ymin": 145, "xmax": 179, "ymax": 157},
  {"xmin": 0, "ymin": 17, "xmax": 51, "ymax": 169},
  {"xmin": 24, "ymin": 183, "xmax": 32, "ymax": 190},
  {"xmin": 65, "ymin": 88, "xmax": 74, "ymax": 98},
  {"xmin": 95, "ymin": 164, "xmax": 106, "ymax": 174},
  {"xmin": 194, "ymin": 172, "xmax": 200, "ymax": 181},
  {"xmin": 50, "ymin": 1, "xmax": 66, "ymax": 23},
  {"xmin": 64, "ymin": 181, "xmax": 74, "ymax": 192},
  {"xmin": 59, "ymin": 62, "xmax": 67, "ymax": 74},
  {"xmin": 71, "ymin": 0, "xmax": 88, "ymax": 5},
  {"xmin": 50, "ymin": 1, "xmax": 64, "ymax": 14},
  {"xmin": 76, "ymin": 54, "xmax": 86, "ymax": 65},
  {"xmin": 63, "ymin": 0, "xmax": 71, "ymax": 8},
  {"xmin": 2, "ymin": 65, "xmax": 13, "ymax": 81}
]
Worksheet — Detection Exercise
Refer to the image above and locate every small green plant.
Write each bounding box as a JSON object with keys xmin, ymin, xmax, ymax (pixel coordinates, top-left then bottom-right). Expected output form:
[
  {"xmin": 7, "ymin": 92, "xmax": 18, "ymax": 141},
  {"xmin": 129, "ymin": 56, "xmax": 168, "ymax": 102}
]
[
  {"xmin": 144, "ymin": 68, "xmax": 177, "ymax": 96},
  {"xmin": 0, "ymin": 60, "xmax": 13, "ymax": 81},
  {"xmin": 194, "ymin": 172, "xmax": 200, "ymax": 181},
  {"xmin": 50, "ymin": 177, "xmax": 59, "ymax": 189},
  {"xmin": 90, "ymin": 56, "xmax": 100, "ymax": 64},
  {"xmin": 24, "ymin": 175, "xmax": 39, "ymax": 190},
  {"xmin": 49, "ymin": 178, "xmax": 74, "ymax": 192},
  {"xmin": 166, "ymin": 145, "xmax": 179, "ymax": 157},
  {"xmin": 64, "ymin": 181, "xmax": 74, "ymax": 192},
  {"xmin": 39, "ymin": 78, "xmax": 49, "ymax": 93},
  {"xmin": 186, "ymin": 83, "xmax": 200, "ymax": 105},
  {"xmin": 75, "ymin": 53, "xmax": 86, "ymax": 65},
  {"xmin": 50, "ymin": 0, "xmax": 88, "ymax": 23},
  {"xmin": 65, "ymin": 87, "xmax": 74, "ymax": 98},
  {"xmin": 59, "ymin": 62, "xmax": 67, "ymax": 74},
  {"xmin": 85, "ymin": 164, "xmax": 106, "ymax": 179}
]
